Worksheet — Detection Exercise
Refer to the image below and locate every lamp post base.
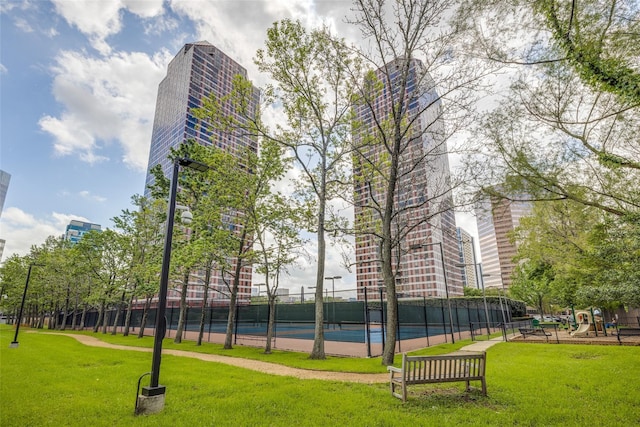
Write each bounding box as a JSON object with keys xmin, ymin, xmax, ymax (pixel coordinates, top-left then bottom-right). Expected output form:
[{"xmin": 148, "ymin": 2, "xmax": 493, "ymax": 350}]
[
  {"xmin": 9, "ymin": 341, "xmax": 19, "ymax": 348},
  {"xmin": 136, "ymin": 386, "xmax": 166, "ymax": 415}
]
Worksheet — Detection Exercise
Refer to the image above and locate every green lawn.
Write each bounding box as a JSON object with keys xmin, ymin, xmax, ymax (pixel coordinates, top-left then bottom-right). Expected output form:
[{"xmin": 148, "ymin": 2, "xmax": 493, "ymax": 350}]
[{"xmin": 1, "ymin": 326, "xmax": 639, "ymax": 426}]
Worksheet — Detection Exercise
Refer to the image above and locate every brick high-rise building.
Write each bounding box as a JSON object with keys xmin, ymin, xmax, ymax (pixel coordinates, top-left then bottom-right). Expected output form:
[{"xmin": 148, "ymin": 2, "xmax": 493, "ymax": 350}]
[
  {"xmin": 144, "ymin": 41, "xmax": 259, "ymax": 306},
  {"xmin": 352, "ymin": 59, "xmax": 462, "ymax": 300}
]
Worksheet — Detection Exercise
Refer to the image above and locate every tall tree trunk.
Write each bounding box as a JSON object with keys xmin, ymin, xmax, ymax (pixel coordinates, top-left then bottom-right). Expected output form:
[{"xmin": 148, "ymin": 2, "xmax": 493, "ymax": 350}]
[
  {"xmin": 79, "ymin": 304, "xmax": 88, "ymax": 330},
  {"xmin": 61, "ymin": 288, "xmax": 71, "ymax": 331},
  {"xmin": 111, "ymin": 304, "xmax": 122, "ymax": 335},
  {"xmin": 101, "ymin": 307, "xmax": 109, "ymax": 334},
  {"xmin": 224, "ymin": 229, "xmax": 248, "ymax": 349},
  {"xmin": 310, "ymin": 193, "xmax": 327, "ymax": 359},
  {"xmin": 197, "ymin": 264, "xmax": 213, "ymax": 346},
  {"xmin": 111, "ymin": 292, "xmax": 126, "ymax": 335},
  {"xmin": 138, "ymin": 297, "xmax": 152, "ymax": 338},
  {"xmin": 264, "ymin": 296, "xmax": 276, "ymax": 354},
  {"xmin": 94, "ymin": 302, "xmax": 104, "ymax": 333},
  {"xmin": 174, "ymin": 272, "xmax": 190, "ymax": 344},
  {"xmin": 71, "ymin": 291, "xmax": 79, "ymax": 330},
  {"xmin": 381, "ymin": 147, "xmax": 400, "ymax": 366},
  {"xmin": 123, "ymin": 293, "xmax": 135, "ymax": 336}
]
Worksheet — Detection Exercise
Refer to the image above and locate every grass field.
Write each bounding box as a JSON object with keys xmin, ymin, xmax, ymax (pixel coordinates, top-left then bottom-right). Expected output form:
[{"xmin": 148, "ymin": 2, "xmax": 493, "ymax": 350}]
[{"xmin": 1, "ymin": 326, "xmax": 639, "ymax": 426}]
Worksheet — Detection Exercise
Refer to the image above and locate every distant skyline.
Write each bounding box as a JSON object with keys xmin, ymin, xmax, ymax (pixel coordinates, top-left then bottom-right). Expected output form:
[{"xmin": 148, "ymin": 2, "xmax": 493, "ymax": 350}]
[{"xmin": 0, "ymin": 1, "xmax": 480, "ymax": 291}]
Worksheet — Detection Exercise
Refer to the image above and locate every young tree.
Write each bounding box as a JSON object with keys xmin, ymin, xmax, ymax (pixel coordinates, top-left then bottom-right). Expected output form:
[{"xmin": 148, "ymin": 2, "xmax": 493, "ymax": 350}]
[
  {"xmin": 197, "ymin": 19, "xmax": 357, "ymax": 358},
  {"xmin": 74, "ymin": 229, "xmax": 128, "ymax": 334},
  {"xmin": 348, "ymin": 0, "xmax": 489, "ymax": 365},
  {"xmin": 111, "ymin": 194, "xmax": 165, "ymax": 336}
]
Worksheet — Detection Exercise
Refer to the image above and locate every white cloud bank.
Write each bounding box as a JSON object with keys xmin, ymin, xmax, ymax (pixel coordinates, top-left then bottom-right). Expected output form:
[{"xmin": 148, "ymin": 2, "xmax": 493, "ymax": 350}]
[
  {"xmin": 0, "ymin": 207, "xmax": 90, "ymax": 259},
  {"xmin": 39, "ymin": 49, "xmax": 172, "ymax": 171}
]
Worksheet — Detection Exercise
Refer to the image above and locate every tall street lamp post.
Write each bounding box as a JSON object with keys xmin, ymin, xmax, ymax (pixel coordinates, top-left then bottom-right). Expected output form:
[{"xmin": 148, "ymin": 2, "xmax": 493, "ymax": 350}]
[
  {"xmin": 9, "ymin": 263, "xmax": 44, "ymax": 348},
  {"xmin": 136, "ymin": 157, "xmax": 211, "ymax": 415},
  {"xmin": 324, "ymin": 276, "xmax": 341, "ymax": 329},
  {"xmin": 410, "ymin": 242, "xmax": 455, "ymax": 343}
]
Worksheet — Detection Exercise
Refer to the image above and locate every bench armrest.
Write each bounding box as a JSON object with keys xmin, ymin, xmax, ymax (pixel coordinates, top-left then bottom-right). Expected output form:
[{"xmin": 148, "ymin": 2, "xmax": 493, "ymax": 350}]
[{"xmin": 387, "ymin": 366, "xmax": 402, "ymax": 373}]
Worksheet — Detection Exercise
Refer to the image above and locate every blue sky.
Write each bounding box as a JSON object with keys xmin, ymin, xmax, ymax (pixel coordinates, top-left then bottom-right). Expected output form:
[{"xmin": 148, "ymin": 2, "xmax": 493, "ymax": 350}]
[
  {"xmin": 0, "ymin": 0, "xmax": 362, "ymax": 289},
  {"xmin": 0, "ymin": 0, "xmax": 479, "ymax": 291}
]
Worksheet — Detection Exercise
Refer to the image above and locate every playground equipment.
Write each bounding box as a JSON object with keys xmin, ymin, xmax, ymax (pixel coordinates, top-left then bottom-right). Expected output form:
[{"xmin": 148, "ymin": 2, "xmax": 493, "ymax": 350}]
[{"xmin": 571, "ymin": 309, "xmax": 605, "ymax": 337}]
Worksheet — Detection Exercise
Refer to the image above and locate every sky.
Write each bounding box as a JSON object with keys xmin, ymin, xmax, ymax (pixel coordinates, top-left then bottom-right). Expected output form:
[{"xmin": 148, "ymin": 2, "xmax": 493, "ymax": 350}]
[{"xmin": 0, "ymin": 0, "xmax": 479, "ymax": 293}]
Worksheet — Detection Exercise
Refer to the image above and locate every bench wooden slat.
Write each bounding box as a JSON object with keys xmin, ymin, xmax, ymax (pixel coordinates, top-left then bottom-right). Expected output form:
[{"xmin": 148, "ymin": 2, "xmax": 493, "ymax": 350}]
[{"xmin": 388, "ymin": 352, "xmax": 487, "ymax": 401}]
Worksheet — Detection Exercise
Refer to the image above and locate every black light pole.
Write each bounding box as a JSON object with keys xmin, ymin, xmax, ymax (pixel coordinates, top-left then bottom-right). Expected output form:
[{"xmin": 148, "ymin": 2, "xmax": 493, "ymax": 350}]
[
  {"xmin": 138, "ymin": 157, "xmax": 210, "ymax": 414},
  {"xmin": 410, "ymin": 242, "xmax": 455, "ymax": 343},
  {"xmin": 10, "ymin": 263, "xmax": 43, "ymax": 348}
]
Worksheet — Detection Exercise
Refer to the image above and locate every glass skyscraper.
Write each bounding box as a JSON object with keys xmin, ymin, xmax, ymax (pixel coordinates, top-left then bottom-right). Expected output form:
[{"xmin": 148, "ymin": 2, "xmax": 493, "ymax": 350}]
[
  {"xmin": 144, "ymin": 41, "xmax": 259, "ymax": 306},
  {"xmin": 65, "ymin": 220, "xmax": 102, "ymax": 244},
  {"xmin": 145, "ymin": 41, "xmax": 259, "ymax": 191},
  {"xmin": 352, "ymin": 59, "xmax": 462, "ymax": 299}
]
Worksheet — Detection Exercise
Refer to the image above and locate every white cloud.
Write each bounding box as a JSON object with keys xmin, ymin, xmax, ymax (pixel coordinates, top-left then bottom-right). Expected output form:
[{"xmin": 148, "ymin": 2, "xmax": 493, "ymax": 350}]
[
  {"xmin": 14, "ymin": 17, "xmax": 34, "ymax": 32},
  {"xmin": 39, "ymin": 49, "xmax": 173, "ymax": 171},
  {"xmin": 168, "ymin": 0, "xmax": 342, "ymax": 87},
  {"xmin": 123, "ymin": 0, "xmax": 164, "ymax": 18},
  {"xmin": 51, "ymin": 0, "xmax": 165, "ymax": 55},
  {"xmin": 78, "ymin": 190, "xmax": 107, "ymax": 203},
  {"xmin": 0, "ymin": 208, "xmax": 89, "ymax": 259},
  {"xmin": 0, "ymin": 64, "xmax": 7, "ymax": 74}
]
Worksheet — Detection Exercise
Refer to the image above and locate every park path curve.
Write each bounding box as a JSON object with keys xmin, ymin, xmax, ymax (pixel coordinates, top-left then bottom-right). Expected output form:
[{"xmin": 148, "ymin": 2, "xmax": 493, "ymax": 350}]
[{"xmin": 47, "ymin": 333, "xmax": 502, "ymax": 384}]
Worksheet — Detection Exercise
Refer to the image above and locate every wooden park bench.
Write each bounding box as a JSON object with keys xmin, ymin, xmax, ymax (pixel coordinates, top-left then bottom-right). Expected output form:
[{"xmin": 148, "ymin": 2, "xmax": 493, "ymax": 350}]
[
  {"xmin": 616, "ymin": 327, "xmax": 640, "ymax": 344},
  {"xmin": 387, "ymin": 352, "xmax": 487, "ymax": 402}
]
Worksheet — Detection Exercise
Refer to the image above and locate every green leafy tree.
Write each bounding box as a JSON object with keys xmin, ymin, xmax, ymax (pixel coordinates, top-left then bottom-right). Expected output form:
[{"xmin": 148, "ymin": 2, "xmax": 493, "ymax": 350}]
[
  {"xmin": 111, "ymin": 194, "xmax": 165, "ymax": 336},
  {"xmin": 194, "ymin": 21, "xmax": 355, "ymax": 358},
  {"xmin": 458, "ymin": 0, "xmax": 640, "ymax": 220},
  {"xmin": 74, "ymin": 229, "xmax": 128, "ymax": 334}
]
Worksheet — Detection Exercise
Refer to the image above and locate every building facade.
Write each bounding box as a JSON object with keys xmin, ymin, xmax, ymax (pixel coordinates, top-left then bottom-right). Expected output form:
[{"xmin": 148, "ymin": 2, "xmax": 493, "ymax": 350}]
[
  {"xmin": 0, "ymin": 170, "xmax": 10, "ymax": 261},
  {"xmin": 65, "ymin": 220, "xmax": 102, "ymax": 244},
  {"xmin": 475, "ymin": 195, "xmax": 531, "ymax": 290},
  {"xmin": 144, "ymin": 41, "xmax": 258, "ymax": 306},
  {"xmin": 352, "ymin": 59, "xmax": 462, "ymax": 300},
  {"xmin": 457, "ymin": 227, "xmax": 478, "ymax": 289}
]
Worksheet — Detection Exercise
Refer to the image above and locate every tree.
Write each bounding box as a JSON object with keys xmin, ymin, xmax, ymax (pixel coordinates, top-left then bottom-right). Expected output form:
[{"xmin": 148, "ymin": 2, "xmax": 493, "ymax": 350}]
[
  {"xmin": 512, "ymin": 197, "xmax": 640, "ymax": 310},
  {"xmin": 511, "ymin": 260, "xmax": 556, "ymax": 318},
  {"xmin": 111, "ymin": 194, "xmax": 165, "ymax": 336},
  {"xmin": 458, "ymin": 0, "xmax": 640, "ymax": 220},
  {"xmin": 249, "ymin": 141, "xmax": 307, "ymax": 353},
  {"xmin": 348, "ymin": 0, "xmax": 489, "ymax": 365},
  {"xmin": 74, "ymin": 229, "xmax": 128, "ymax": 334},
  {"xmin": 195, "ymin": 20, "xmax": 355, "ymax": 358}
]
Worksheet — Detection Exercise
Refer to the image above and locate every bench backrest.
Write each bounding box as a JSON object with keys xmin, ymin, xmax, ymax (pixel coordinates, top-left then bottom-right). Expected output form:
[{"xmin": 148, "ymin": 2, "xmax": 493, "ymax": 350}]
[
  {"xmin": 618, "ymin": 328, "xmax": 640, "ymax": 336},
  {"xmin": 401, "ymin": 352, "xmax": 486, "ymax": 383}
]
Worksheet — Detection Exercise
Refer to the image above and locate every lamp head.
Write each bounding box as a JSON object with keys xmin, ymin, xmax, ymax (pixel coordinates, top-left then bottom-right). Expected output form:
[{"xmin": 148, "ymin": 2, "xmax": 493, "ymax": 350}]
[{"xmin": 180, "ymin": 210, "xmax": 193, "ymax": 224}]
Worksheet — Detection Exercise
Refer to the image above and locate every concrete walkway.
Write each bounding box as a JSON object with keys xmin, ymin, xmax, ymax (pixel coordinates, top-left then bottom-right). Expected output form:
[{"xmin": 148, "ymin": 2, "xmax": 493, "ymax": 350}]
[
  {"xmin": 48, "ymin": 332, "xmax": 504, "ymax": 384},
  {"xmin": 457, "ymin": 336, "xmax": 504, "ymax": 353}
]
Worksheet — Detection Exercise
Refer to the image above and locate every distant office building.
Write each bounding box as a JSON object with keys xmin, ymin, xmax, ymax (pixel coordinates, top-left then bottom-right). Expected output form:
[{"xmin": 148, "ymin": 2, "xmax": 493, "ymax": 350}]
[
  {"xmin": 475, "ymin": 194, "xmax": 531, "ymax": 289},
  {"xmin": 65, "ymin": 220, "xmax": 102, "ymax": 244},
  {"xmin": 352, "ymin": 58, "xmax": 461, "ymax": 299},
  {"xmin": 144, "ymin": 41, "xmax": 258, "ymax": 306},
  {"xmin": 457, "ymin": 227, "xmax": 478, "ymax": 289},
  {"xmin": 0, "ymin": 170, "xmax": 10, "ymax": 261}
]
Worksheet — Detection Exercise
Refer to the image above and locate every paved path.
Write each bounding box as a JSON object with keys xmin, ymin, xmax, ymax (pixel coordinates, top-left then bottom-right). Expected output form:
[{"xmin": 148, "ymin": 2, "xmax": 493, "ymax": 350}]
[{"xmin": 49, "ymin": 333, "xmax": 503, "ymax": 384}]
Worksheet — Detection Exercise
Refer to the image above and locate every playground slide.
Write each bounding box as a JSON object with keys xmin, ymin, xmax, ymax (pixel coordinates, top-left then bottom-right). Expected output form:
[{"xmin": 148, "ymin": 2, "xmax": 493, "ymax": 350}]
[{"xmin": 571, "ymin": 323, "xmax": 590, "ymax": 337}]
